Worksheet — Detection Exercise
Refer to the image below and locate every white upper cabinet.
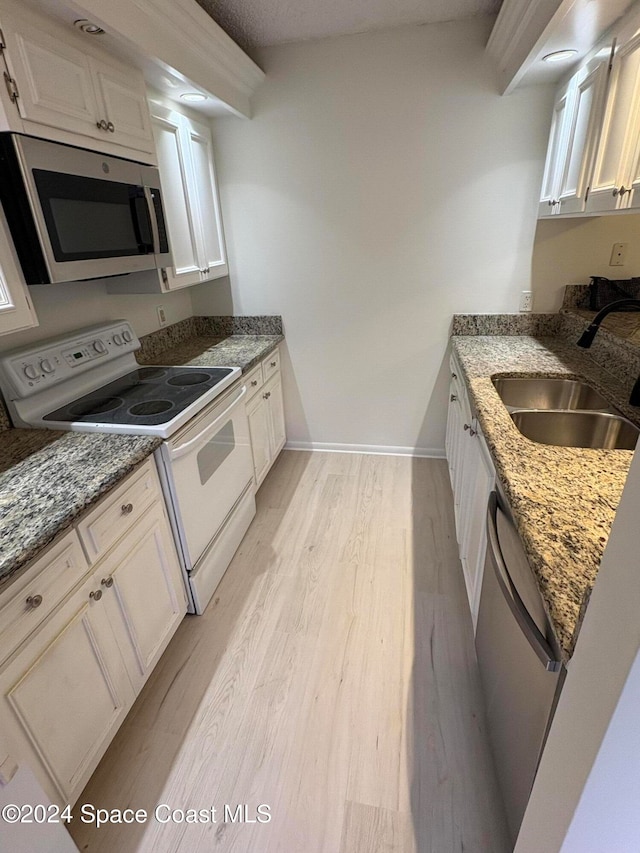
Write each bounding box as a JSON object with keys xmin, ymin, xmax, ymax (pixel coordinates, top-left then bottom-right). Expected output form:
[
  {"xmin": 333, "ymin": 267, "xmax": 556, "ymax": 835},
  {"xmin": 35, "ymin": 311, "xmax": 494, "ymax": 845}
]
[
  {"xmin": 0, "ymin": 1, "xmax": 156, "ymax": 161},
  {"xmin": 0, "ymin": 206, "xmax": 37, "ymax": 337},
  {"xmin": 150, "ymin": 102, "xmax": 228, "ymax": 291},
  {"xmin": 586, "ymin": 33, "xmax": 640, "ymax": 213},
  {"xmin": 538, "ymin": 56, "xmax": 610, "ymax": 217}
]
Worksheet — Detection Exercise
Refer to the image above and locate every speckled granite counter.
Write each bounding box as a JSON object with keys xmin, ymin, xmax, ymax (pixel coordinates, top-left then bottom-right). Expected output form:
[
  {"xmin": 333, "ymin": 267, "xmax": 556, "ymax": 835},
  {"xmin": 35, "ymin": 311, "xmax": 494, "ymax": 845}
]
[
  {"xmin": 451, "ymin": 333, "xmax": 636, "ymax": 662},
  {"xmin": 0, "ymin": 429, "xmax": 160, "ymax": 587},
  {"xmin": 137, "ymin": 334, "xmax": 283, "ymax": 371}
]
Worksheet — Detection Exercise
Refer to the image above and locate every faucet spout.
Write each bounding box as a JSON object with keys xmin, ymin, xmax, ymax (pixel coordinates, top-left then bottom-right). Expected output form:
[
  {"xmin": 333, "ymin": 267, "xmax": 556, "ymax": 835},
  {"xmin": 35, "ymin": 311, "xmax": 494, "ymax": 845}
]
[{"xmin": 576, "ymin": 299, "xmax": 640, "ymax": 349}]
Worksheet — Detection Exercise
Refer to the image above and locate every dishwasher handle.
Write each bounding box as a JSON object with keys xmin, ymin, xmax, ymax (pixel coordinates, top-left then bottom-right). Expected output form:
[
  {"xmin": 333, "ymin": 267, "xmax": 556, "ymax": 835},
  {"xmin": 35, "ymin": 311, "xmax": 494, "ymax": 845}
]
[{"xmin": 486, "ymin": 492, "xmax": 562, "ymax": 673}]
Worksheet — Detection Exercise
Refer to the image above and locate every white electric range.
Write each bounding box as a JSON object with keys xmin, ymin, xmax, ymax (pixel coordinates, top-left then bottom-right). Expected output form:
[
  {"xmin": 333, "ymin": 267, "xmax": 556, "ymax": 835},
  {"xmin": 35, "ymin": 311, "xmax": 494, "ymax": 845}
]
[{"xmin": 0, "ymin": 321, "xmax": 256, "ymax": 614}]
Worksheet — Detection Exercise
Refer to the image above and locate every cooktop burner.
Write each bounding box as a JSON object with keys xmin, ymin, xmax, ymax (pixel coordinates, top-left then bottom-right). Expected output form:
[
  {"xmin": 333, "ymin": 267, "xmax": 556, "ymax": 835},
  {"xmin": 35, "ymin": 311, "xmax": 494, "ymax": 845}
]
[{"xmin": 44, "ymin": 366, "xmax": 234, "ymax": 427}]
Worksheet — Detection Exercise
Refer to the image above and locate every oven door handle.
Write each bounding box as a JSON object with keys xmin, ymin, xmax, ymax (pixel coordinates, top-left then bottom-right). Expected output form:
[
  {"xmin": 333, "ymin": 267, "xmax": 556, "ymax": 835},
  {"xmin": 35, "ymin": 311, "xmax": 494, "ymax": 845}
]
[{"xmin": 167, "ymin": 385, "xmax": 247, "ymax": 460}]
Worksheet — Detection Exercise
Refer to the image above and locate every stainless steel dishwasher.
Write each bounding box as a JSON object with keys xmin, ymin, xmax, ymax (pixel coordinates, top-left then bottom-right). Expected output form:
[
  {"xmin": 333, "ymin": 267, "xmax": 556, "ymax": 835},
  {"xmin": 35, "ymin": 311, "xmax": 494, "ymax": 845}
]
[{"xmin": 475, "ymin": 488, "xmax": 566, "ymax": 847}]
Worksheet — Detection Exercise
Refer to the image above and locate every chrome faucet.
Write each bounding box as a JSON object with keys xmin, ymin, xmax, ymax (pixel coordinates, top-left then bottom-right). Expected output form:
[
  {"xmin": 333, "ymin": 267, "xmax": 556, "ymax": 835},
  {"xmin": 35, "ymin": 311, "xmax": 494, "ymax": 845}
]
[{"xmin": 576, "ymin": 298, "xmax": 640, "ymax": 406}]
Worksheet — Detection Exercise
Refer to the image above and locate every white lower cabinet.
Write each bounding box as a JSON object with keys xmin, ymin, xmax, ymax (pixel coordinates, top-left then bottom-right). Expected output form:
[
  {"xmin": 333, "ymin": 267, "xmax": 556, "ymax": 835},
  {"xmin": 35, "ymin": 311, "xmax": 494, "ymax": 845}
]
[
  {"xmin": 0, "ymin": 459, "xmax": 187, "ymax": 806},
  {"xmin": 246, "ymin": 349, "xmax": 286, "ymax": 487},
  {"xmin": 446, "ymin": 353, "xmax": 496, "ymax": 628}
]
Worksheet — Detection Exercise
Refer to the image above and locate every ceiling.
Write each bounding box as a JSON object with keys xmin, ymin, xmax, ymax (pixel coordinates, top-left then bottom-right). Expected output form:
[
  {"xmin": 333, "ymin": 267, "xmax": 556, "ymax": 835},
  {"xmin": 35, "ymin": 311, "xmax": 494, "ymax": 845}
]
[{"xmin": 194, "ymin": 0, "xmax": 503, "ymax": 53}]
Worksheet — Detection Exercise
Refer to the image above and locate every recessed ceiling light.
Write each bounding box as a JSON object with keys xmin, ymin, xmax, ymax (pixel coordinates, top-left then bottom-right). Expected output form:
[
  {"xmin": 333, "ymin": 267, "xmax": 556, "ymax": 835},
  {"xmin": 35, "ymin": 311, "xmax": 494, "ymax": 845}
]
[
  {"xmin": 542, "ymin": 49, "xmax": 578, "ymax": 63},
  {"xmin": 180, "ymin": 92, "xmax": 207, "ymax": 102},
  {"xmin": 74, "ymin": 19, "xmax": 105, "ymax": 35}
]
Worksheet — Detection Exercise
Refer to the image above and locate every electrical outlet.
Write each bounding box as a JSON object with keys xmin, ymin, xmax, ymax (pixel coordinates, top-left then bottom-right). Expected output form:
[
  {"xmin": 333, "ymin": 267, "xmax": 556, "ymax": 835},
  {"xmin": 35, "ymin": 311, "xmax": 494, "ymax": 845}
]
[
  {"xmin": 610, "ymin": 243, "xmax": 628, "ymax": 266},
  {"xmin": 519, "ymin": 291, "xmax": 533, "ymax": 312},
  {"xmin": 156, "ymin": 305, "xmax": 167, "ymax": 327}
]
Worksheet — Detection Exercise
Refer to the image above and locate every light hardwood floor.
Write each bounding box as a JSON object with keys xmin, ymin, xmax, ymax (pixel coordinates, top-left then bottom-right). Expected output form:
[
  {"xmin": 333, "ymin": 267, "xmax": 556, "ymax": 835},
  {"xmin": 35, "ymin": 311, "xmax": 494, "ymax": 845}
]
[{"xmin": 69, "ymin": 451, "xmax": 509, "ymax": 853}]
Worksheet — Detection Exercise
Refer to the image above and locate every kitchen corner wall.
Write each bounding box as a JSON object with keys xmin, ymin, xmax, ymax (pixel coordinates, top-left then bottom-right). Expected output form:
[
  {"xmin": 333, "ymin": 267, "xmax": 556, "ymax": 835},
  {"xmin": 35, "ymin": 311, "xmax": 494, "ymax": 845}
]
[
  {"xmin": 532, "ymin": 214, "xmax": 640, "ymax": 313},
  {"xmin": 195, "ymin": 16, "xmax": 554, "ymax": 454}
]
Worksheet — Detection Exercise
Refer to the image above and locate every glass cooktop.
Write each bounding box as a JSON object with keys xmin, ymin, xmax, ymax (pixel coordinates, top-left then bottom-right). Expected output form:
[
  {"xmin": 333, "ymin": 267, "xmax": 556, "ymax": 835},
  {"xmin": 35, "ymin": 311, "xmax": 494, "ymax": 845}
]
[{"xmin": 44, "ymin": 366, "xmax": 234, "ymax": 426}]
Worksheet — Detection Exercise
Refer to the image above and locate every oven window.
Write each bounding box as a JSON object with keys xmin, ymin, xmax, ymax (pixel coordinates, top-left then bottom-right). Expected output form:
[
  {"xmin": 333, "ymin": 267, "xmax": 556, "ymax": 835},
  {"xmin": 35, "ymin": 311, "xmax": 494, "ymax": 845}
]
[
  {"xmin": 33, "ymin": 169, "xmax": 153, "ymax": 261},
  {"xmin": 197, "ymin": 421, "xmax": 235, "ymax": 486}
]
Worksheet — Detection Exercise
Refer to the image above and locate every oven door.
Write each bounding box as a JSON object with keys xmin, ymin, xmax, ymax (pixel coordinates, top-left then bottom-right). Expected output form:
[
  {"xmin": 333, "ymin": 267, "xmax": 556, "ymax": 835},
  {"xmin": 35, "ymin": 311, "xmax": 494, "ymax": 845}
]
[{"xmin": 161, "ymin": 382, "xmax": 253, "ymax": 570}]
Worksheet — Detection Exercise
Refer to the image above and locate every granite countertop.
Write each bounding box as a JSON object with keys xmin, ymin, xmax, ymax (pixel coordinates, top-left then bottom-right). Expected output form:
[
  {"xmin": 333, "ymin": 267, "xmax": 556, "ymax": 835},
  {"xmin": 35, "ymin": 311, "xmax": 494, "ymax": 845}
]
[
  {"xmin": 138, "ymin": 334, "xmax": 283, "ymax": 371},
  {"xmin": 451, "ymin": 334, "xmax": 636, "ymax": 662},
  {"xmin": 0, "ymin": 430, "xmax": 160, "ymax": 588}
]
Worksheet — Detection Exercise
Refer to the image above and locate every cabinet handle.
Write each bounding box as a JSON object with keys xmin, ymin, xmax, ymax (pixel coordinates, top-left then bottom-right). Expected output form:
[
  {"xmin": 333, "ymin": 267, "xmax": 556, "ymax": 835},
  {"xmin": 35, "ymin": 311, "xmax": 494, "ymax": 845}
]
[
  {"xmin": 121, "ymin": 503, "xmax": 134, "ymax": 515},
  {"xmin": 107, "ymin": 122, "xmax": 115, "ymax": 133},
  {"xmin": 251, "ymin": 380, "xmax": 258, "ymax": 386},
  {"xmin": 613, "ymin": 186, "xmax": 629, "ymax": 198},
  {"xmin": 26, "ymin": 594, "xmax": 43, "ymax": 610},
  {"xmin": 101, "ymin": 577, "xmax": 114, "ymax": 588},
  {"xmin": 96, "ymin": 119, "xmax": 108, "ymax": 131},
  {"xmin": 450, "ymin": 394, "xmax": 457, "ymax": 402},
  {"xmin": 89, "ymin": 589, "xmax": 103, "ymax": 601},
  {"xmin": 263, "ymin": 391, "xmax": 271, "ymax": 400}
]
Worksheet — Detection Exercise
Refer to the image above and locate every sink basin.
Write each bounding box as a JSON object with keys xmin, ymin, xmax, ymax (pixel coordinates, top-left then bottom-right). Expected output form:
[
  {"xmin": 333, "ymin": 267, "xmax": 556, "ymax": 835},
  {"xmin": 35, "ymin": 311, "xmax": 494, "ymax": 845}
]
[
  {"xmin": 492, "ymin": 377, "xmax": 613, "ymax": 412},
  {"xmin": 511, "ymin": 410, "xmax": 640, "ymax": 450}
]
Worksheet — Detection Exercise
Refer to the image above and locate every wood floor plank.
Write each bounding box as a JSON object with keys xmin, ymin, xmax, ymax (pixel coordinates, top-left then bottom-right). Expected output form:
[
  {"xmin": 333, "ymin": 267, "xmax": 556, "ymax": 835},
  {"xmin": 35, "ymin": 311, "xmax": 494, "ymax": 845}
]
[{"xmin": 69, "ymin": 452, "xmax": 509, "ymax": 853}]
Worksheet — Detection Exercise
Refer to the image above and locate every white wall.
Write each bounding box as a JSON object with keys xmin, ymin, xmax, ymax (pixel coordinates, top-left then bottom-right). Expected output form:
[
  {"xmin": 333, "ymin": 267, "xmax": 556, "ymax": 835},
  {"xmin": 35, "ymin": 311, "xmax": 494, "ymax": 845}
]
[
  {"xmin": 515, "ymin": 446, "xmax": 640, "ymax": 852},
  {"xmin": 0, "ymin": 271, "xmax": 193, "ymax": 352},
  {"xmin": 199, "ymin": 17, "xmax": 554, "ymax": 453},
  {"xmin": 531, "ymin": 214, "xmax": 640, "ymax": 312}
]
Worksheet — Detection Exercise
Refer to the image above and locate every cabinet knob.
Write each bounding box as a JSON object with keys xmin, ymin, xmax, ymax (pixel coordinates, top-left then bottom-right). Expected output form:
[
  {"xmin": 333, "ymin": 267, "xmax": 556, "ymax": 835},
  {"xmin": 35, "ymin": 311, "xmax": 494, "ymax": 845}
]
[
  {"xmin": 107, "ymin": 122, "xmax": 115, "ymax": 133},
  {"xmin": 26, "ymin": 594, "xmax": 43, "ymax": 610},
  {"xmin": 450, "ymin": 394, "xmax": 457, "ymax": 402},
  {"xmin": 612, "ymin": 186, "xmax": 628, "ymax": 198},
  {"xmin": 96, "ymin": 119, "xmax": 109, "ymax": 131},
  {"xmin": 89, "ymin": 590, "xmax": 103, "ymax": 601},
  {"xmin": 251, "ymin": 380, "xmax": 258, "ymax": 386},
  {"xmin": 263, "ymin": 391, "xmax": 271, "ymax": 400},
  {"xmin": 469, "ymin": 427, "xmax": 477, "ymax": 437},
  {"xmin": 101, "ymin": 577, "xmax": 114, "ymax": 588},
  {"xmin": 451, "ymin": 372, "xmax": 457, "ymax": 379},
  {"xmin": 121, "ymin": 503, "xmax": 134, "ymax": 515},
  {"xmin": 463, "ymin": 423, "xmax": 470, "ymax": 431}
]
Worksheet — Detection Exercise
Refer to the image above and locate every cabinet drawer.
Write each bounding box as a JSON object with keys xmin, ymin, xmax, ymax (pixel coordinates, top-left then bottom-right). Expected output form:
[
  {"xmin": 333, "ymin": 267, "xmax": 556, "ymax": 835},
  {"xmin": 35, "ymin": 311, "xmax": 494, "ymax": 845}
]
[
  {"xmin": 77, "ymin": 458, "xmax": 161, "ymax": 563},
  {"xmin": 245, "ymin": 363, "xmax": 264, "ymax": 402},
  {"xmin": 0, "ymin": 531, "xmax": 89, "ymax": 666},
  {"xmin": 263, "ymin": 347, "xmax": 280, "ymax": 381}
]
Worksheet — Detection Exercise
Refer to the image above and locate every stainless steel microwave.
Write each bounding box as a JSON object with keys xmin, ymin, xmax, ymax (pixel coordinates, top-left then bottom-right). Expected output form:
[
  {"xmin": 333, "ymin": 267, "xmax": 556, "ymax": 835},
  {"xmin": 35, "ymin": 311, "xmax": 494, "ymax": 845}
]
[{"xmin": 0, "ymin": 134, "xmax": 172, "ymax": 284}]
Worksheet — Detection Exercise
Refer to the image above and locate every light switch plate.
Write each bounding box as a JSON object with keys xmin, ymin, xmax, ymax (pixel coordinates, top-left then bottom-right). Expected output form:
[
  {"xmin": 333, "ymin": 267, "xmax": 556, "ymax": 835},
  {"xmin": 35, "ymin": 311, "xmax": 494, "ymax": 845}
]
[
  {"xmin": 156, "ymin": 306, "xmax": 167, "ymax": 327},
  {"xmin": 610, "ymin": 243, "xmax": 628, "ymax": 266}
]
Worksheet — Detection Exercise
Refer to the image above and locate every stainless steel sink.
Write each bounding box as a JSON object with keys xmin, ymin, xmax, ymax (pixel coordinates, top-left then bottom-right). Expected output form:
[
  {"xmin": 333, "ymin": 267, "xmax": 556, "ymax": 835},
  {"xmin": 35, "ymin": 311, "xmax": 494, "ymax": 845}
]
[
  {"xmin": 510, "ymin": 410, "xmax": 640, "ymax": 450},
  {"xmin": 492, "ymin": 377, "xmax": 613, "ymax": 412}
]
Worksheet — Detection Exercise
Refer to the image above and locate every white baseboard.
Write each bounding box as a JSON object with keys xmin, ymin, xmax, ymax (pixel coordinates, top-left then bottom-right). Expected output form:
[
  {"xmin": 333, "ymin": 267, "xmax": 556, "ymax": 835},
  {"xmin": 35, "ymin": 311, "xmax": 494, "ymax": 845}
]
[{"xmin": 284, "ymin": 441, "xmax": 446, "ymax": 459}]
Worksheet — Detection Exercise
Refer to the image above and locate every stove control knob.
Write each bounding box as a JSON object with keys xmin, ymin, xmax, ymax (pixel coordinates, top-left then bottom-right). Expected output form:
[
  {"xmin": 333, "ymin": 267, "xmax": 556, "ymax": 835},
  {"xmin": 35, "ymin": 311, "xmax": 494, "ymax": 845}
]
[
  {"xmin": 113, "ymin": 334, "xmax": 123, "ymax": 346},
  {"xmin": 23, "ymin": 363, "xmax": 38, "ymax": 380},
  {"xmin": 122, "ymin": 329, "xmax": 133, "ymax": 343},
  {"xmin": 40, "ymin": 359, "xmax": 55, "ymax": 374},
  {"xmin": 93, "ymin": 340, "xmax": 107, "ymax": 355}
]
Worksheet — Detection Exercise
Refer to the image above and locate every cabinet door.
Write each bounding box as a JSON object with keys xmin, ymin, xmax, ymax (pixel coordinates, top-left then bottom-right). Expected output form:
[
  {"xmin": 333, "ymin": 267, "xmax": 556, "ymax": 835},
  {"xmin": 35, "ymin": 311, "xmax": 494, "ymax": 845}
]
[
  {"xmin": 557, "ymin": 58, "xmax": 610, "ymax": 215},
  {"xmin": 0, "ymin": 207, "xmax": 38, "ymax": 337},
  {"xmin": 0, "ymin": 575, "xmax": 134, "ymax": 805},
  {"xmin": 538, "ymin": 80, "xmax": 574, "ymax": 217},
  {"xmin": 91, "ymin": 58, "xmax": 155, "ymax": 155},
  {"xmin": 186, "ymin": 118, "xmax": 229, "ymax": 280},
  {"xmin": 4, "ymin": 23, "xmax": 99, "ymax": 137},
  {"xmin": 151, "ymin": 108, "xmax": 203, "ymax": 290},
  {"xmin": 587, "ymin": 34, "xmax": 640, "ymax": 213},
  {"xmin": 99, "ymin": 503, "xmax": 187, "ymax": 692},
  {"xmin": 247, "ymin": 396, "xmax": 272, "ymax": 487},
  {"xmin": 265, "ymin": 373, "xmax": 286, "ymax": 458}
]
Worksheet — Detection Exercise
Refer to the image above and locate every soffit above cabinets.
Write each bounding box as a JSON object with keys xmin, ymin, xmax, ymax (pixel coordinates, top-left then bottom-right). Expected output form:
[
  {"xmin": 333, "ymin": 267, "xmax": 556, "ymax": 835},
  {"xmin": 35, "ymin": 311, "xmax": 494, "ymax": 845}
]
[
  {"xmin": 23, "ymin": 0, "xmax": 265, "ymax": 118},
  {"xmin": 487, "ymin": 0, "xmax": 636, "ymax": 93}
]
